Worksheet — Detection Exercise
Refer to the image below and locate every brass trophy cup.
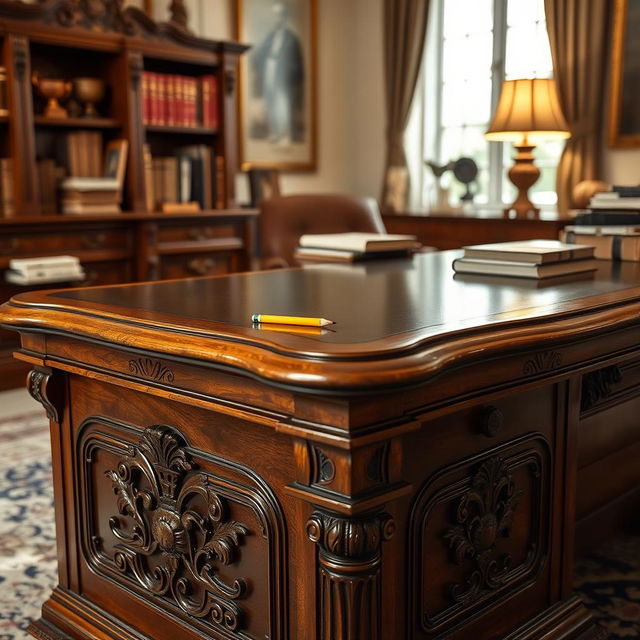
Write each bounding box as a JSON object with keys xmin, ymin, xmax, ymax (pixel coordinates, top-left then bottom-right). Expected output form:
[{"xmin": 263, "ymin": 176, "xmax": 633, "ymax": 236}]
[
  {"xmin": 73, "ymin": 77, "xmax": 106, "ymax": 118},
  {"xmin": 32, "ymin": 72, "xmax": 72, "ymax": 118}
]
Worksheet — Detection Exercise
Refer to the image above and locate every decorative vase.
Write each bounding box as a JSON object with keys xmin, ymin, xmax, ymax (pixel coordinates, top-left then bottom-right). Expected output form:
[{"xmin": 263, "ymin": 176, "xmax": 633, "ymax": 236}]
[
  {"xmin": 32, "ymin": 72, "xmax": 72, "ymax": 118},
  {"xmin": 73, "ymin": 77, "xmax": 106, "ymax": 118}
]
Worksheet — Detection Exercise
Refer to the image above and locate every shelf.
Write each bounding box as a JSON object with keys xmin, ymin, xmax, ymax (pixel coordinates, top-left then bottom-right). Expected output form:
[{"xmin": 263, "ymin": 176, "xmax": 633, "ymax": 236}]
[
  {"xmin": 34, "ymin": 116, "xmax": 121, "ymax": 129},
  {"xmin": 145, "ymin": 124, "xmax": 218, "ymax": 136}
]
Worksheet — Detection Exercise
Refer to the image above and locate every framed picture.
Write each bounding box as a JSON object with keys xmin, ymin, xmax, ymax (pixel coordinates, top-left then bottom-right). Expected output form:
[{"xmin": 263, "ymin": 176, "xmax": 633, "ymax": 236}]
[
  {"xmin": 103, "ymin": 139, "xmax": 129, "ymax": 187},
  {"xmin": 609, "ymin": 0, "xmax": 640, "ymax": 147},
  {"xmin": 236, "ymin": 0, "xmax": 317, "ymax": 171}
]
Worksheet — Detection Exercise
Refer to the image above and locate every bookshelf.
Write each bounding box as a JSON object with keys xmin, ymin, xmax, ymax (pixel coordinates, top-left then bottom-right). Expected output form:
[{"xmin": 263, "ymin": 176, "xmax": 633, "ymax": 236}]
[{"xmin": 0, "ymin": 1, "xmax": 256, "ymax": 388}]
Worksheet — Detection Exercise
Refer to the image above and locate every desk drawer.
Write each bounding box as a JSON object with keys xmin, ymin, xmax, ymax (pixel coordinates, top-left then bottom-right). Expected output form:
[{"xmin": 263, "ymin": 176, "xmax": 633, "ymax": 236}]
[
  {"xmin": 1, "ymin": 227, "xmax": 130, "ymax": 257},
  {"xmin": 157, "ymin": 222, "xmax": 237, "ymax": 243}
]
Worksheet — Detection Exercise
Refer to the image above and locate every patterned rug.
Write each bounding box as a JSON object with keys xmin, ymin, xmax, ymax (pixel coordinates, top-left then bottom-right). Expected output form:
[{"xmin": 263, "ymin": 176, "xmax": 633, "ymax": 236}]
[
  {"xmin": 0, "ymin": 410, "xmax": 56, "ymax": 640},
  {"xmin": 0, "ymin": 409, "xmax": 639, "ymax": 639}
]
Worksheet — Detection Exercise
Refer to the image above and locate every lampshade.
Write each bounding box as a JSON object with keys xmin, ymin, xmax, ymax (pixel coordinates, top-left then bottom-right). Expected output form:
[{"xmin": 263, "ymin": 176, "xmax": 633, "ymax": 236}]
[{"xmin": 485, "ymin": 78, "xmax": 570, "ymax": 142}]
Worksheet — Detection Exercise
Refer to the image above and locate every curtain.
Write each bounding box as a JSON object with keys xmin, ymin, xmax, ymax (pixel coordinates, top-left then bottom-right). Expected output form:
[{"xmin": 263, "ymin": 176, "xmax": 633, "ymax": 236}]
[
  {"xmin": 382, "ymin": 0, "xmax": 431, "ymax": 210},
  {"xmin": 544, "ymin": 0, "xmax": 609, "ymax": 213}
]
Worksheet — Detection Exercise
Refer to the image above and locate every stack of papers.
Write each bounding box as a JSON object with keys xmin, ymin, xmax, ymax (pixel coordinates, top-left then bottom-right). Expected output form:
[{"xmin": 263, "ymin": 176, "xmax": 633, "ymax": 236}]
[
  {"xmin": 452, "ymin": 240, "xmax": 598, "ymax": 279},
  {"xmin": 6, "ymin": 255, "xmax": 85, "ymax": 285},
  {"xmin": 295, "ymin": 232, "xmax": 419, "ymax": 263}
]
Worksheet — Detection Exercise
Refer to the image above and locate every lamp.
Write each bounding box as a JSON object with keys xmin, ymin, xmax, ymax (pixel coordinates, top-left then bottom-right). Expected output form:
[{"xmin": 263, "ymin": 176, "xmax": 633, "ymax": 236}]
[{"xmin": 486, "ymin": 78, "xmax": 570, "ymax": 219}]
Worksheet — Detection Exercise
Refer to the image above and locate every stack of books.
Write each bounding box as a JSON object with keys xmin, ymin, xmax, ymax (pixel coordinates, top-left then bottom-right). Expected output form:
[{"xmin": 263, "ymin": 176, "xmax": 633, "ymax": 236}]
[
  {"xmin": 563, "ymin": 185, "xmax": 640, "ymax": 261},
  {"xmin": 294, "ymin": 232, "xmax": 419, "ymax": 263},
  {"xmin": 60, "ymin": 177, "xmax": 121, "ymax": 215},
  {"xmin": 6, "ymin": 255, "xmax": 85, "ymax": 285},
  {"xmin": 452, "ymin": 240, "xmax": 598, "ymax": 279}
]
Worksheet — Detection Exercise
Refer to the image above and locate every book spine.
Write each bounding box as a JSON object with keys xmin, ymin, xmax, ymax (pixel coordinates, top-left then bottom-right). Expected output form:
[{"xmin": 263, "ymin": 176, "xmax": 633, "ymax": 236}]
[
  {"xmin": 210, "ymin": 75, "xmax": 218, "ymax": 129},
  {"xmin": 0, "ymin": 158, "xmax": 15, "ymax": 217},
  {"xmin": 201, "ymin": 76, "xmax": 210, "ymax": 128},
  {"xmin": 189, "ymin": 77, "xmax": 197, "ymax": 127},
  {"xmin": 149, "ymin": 72, "xmax": 158, "ymax": 125}
]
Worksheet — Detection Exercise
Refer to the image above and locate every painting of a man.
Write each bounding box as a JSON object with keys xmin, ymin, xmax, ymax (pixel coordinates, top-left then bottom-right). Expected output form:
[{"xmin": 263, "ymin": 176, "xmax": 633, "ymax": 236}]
[
  {"xmin": 249, "ymin": 2, "xmax": 305, "ymax": 146},
  {"xmin": 238, "ymin": 0, "xmax": 316, "ymax": 170}
]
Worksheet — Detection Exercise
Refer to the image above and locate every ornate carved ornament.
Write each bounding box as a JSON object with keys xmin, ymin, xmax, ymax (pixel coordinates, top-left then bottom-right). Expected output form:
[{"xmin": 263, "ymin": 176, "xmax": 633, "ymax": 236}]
[
  {"xmin": 0, "ymin": 0, "xmax": 239, "ymax": 52},
  {"xmin": 581, "ymin": 365, "xmax": 623, "ymax": 412},
  {"xmin": 307, "ymin": 510, "xmax": 395, "ymax": 560},
  {"xmin": 28, "ymin": 368, "xmax": 60, "ymax": 423},
  {"xmin": 310, "ymin": 446, "xmax": 335, "ymax": 485},
  {"xmin": 443, "ymin": 457, "xmax": 524, "ymax": 606},
  {"xmin": 522, "ymin": 350, "xmax": 562, "ymax": 376},
  {"xmin": 104, "ymin": 426, "xmax": 249, "ymax": 633},
  {"xmin": 128, "ymin": 357, "xmax": 175, "ymax": 383}
]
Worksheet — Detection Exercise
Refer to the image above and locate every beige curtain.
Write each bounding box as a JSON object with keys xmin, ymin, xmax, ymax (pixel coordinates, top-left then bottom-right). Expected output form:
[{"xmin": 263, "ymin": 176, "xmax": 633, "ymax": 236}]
[
  {"xmin": 382, "ymin": 0, "xmax": 431, "ymax": 209},
  {"xmin": 544, "ymin": 0, "xmax": 609, "ymax": 213}
]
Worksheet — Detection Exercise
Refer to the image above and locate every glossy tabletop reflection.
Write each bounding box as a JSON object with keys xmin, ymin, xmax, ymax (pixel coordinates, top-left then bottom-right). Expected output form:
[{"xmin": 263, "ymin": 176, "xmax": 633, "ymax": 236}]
[{"xmin": 30, "ymin": 251, "xmax": 640, "ymax": 348}]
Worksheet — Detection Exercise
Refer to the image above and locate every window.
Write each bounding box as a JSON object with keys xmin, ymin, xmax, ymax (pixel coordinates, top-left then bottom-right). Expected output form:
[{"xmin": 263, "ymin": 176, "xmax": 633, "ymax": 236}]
[{"xmin": 409, "ymin": 0, "xmax": 562, "ymax": 210}]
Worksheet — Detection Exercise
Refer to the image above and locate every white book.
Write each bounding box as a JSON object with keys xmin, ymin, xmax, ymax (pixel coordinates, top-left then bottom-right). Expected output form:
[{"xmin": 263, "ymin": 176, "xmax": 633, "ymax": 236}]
[
  {"xmin": 462, "ymin": 239, "xmax": 594, "ymax": 264},
  {"xmin": 6, "ymin": 268, "xmax": 85, "ymax": 286},
  {"xmin": 298, "ymin": 232, "xmax": 418, "ymax": 253},
  {"xmin": 61, "ymin": 177, "xmax": 120, "ymax": 191},
  {"xmin": 452, "ymin": 257, "xmax": 599, "ymax": 279},
  {"xmin": 564, "ymin": 225, "xmax": 640, "ymax": 236},
  {"xmin": 10, "ymin": 255, "xmax": 80, "ymax": 272},
  {"xmin": 589, "ymin": 199, "xmax": 640, "ymax": 209}
]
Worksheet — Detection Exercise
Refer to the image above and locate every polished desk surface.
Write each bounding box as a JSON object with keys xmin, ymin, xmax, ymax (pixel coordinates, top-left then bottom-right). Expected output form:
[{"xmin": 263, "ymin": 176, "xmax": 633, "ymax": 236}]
[{"xmin": 4, "ymin": 251, "xmax": 640, "ymax": 390}]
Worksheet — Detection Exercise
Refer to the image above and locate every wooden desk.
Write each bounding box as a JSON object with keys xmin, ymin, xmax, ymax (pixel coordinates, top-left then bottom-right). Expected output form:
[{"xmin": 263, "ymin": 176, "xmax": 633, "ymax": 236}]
[
  {"xmin": 4, "ymin": 253, "xmax": 639, "ymax": 640},
  {"xmin": 383, "ymin": 211, "xmax": 571, "ymax": 249}
]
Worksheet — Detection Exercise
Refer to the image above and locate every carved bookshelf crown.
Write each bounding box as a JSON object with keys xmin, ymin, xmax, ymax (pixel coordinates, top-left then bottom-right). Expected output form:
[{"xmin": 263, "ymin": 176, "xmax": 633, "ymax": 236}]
[{"xmin": 0, "ymin": 0, "xmax": 232, "ymax": 51}]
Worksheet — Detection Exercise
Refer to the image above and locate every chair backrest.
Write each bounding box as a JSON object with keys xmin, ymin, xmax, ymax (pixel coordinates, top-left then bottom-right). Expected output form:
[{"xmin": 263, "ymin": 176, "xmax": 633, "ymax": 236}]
[{"xmin": 259, "ymin": 194, "xmax": 387, "ymax": 268}]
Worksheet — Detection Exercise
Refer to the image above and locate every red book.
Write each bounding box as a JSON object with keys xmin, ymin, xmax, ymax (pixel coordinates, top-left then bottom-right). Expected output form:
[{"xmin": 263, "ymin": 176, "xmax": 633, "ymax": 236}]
[
  {"xmin": 201, "ymin": 76, "xmax": 210, "ymax": 128},
  {"xmin": 167, "ymin": 74, "xmax": 177, "ymax": 126},
  {"xmin": 191, "ymin": 77, "xmax": 198, "ymax": 127},
  {"xmin": 149, "ymin": 72, "xmax": 159, "ymax": 125},
  {"xmin": 176, "ymin": 75, "xmax": 185, "ymax": 127}
]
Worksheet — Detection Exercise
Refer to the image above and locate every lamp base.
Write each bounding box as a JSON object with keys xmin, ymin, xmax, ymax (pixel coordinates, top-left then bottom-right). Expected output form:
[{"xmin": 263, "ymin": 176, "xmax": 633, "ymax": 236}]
[{"xmin": 503, "ymin": 142, "xmax": 541, "ymax": 219}]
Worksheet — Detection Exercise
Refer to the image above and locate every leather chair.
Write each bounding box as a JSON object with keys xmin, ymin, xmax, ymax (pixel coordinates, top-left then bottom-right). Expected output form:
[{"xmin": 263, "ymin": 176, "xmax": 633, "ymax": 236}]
[{"xmin": 259, "ymin": 194, "xmax": 387, "ymax": 269}]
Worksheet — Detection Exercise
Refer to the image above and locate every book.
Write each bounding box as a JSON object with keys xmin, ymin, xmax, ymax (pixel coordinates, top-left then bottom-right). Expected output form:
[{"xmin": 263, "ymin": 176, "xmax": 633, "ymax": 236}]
[
  {"xmin": 462, "ymin": 239, "xmax": 594, "ymax": 264},
  {"xmin": 62, "ymin": 202, "xmax": 121, "ymax": 215},
  {"xmin": 6, "ymin": 268, "xmax": 85, "ymax": 286},
  {"xmin": 574, "ymin": 211, "xmax": 640, "ymax": 226},
  {"xmin": 589, "ymin": 198, "xmax": 640, "ymax": 209},
  {"xmin": 561, "ymin": 229, "xmax": 640, "ymax": 261},
  {"xmin": 61, "ymin": 177, "xmax": 120, "ymax": 191},
  {"xmin": 451, "ymin": 257, "xmax": 599, "ymax": 279},
  {"xmin": 298, "ymin": 232, "xmax": 418, "ymax": 253},
  {"xmin": 295, "ymin": 246, "xmax": 414, "ymax": 263},
  {"xmin": 561, "ymin": 225, "xmax": 640, "ymax": 236},
  {"xmin": 0, "ymin": 158, "xmax": 14, "ymax": 217},
  {"xmin": 613, "ymin": 185, "xmax": 640, "ymax": 197},
  {"xmin": 10, "ymin": 255, "xmax": 80, "ymax": 271}
]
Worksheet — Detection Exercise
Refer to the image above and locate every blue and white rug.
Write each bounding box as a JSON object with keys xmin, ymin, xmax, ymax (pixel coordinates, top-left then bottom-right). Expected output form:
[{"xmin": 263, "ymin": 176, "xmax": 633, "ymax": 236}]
[
  {"xmin": 0, "ymin": 409, "xmax": 638, "ymax": 639},
  {"xmin": 0, "ymin": 410, "xmax": 56, "ymax": 640}
]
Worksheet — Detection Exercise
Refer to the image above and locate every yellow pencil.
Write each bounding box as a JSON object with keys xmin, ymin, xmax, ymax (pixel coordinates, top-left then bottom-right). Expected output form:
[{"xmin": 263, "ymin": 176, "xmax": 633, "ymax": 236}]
[{"xmin": 251, "ymin": 314, "xmax": 335, "ymax": 327}]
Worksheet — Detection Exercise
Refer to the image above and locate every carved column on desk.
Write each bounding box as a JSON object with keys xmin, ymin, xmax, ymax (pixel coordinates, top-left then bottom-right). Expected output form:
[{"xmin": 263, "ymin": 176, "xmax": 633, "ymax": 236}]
[
  {"xmin": 285, "ymin": 423, "xmax": 414, "ymax": 639},
  {"xmin": 306, "ymin": 509, "xmax": 395, "ymax": 640},
  {"xmin": 4, "ymin": 35, "xmax": 39, "ymax": 215}
]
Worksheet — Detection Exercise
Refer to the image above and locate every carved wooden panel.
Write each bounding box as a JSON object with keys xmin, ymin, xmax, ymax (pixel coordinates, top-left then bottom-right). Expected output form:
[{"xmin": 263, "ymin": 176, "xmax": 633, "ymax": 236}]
[
  {"xmin": 408, "ymin": 434, "xmax": 550, "ymax": 638},
  {"xmin": 77, "ymin": 417, "xmax": 287, "ymax": 640}
]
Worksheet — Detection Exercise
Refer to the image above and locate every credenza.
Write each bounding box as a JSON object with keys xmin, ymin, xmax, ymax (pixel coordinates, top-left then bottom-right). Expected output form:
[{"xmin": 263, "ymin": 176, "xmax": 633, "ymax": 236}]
[
  {"xmin": 383, "ymin": 211, "xmax": 571, "ymax": 250},
  {"xmin": 0, "ymin": 210, "xmax": 256, "ymax": 389},
  {"xmin": 3, "ymin": 252, "xmax": 639, "ymax": 639}
]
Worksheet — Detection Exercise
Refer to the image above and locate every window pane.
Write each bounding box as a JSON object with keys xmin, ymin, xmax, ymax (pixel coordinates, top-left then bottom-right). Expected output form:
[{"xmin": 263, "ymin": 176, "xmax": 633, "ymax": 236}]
[
  {"xmin": 441, "ymin": 82, "xmax": 467, "ymax": 126},
  {"xmin": 462, "ymin": 79, "xmax": 492, "ymax": 124},
  {"xmin": 443, "ymin": 34, "xmax": 493, "ymax": 82},
  {"xmin": 507, "ymin": 0, "xmax": 541, "ymax": 28},
  {"xmin": 505, "ymin": 24, "xmax": 539, "ymax": 79},
  {"xmin": 443, "ymin": 0, "xmax": 493, "ymax": 38}
]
